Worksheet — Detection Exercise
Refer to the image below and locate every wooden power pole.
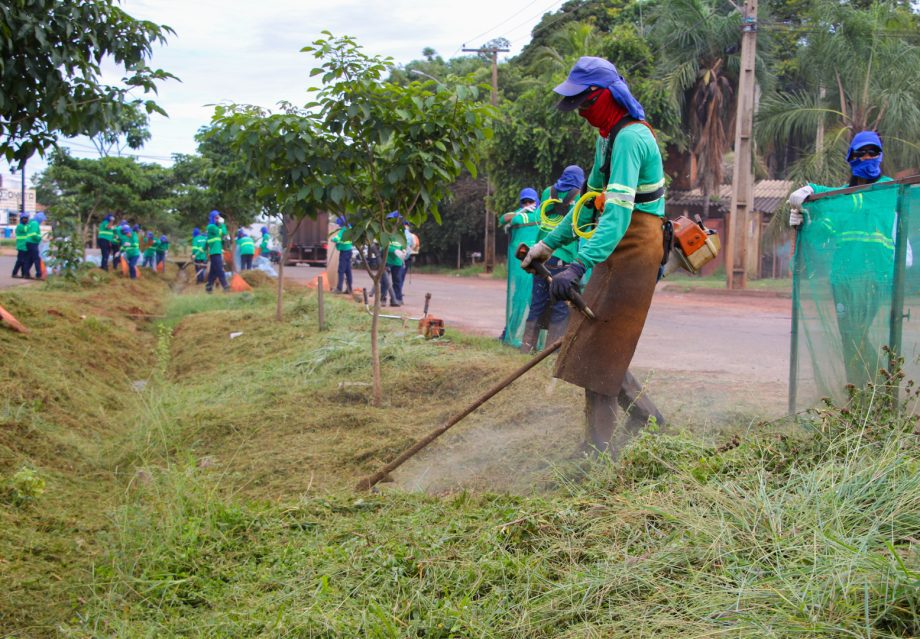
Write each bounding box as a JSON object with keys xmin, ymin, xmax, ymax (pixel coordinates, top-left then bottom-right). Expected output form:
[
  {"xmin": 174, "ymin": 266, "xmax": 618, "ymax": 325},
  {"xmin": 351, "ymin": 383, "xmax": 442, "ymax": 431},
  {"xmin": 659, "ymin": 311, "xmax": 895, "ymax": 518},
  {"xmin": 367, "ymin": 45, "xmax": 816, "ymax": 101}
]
[
  {"xmin": 726, "ymin": 0, "xmax": 758, "ymax": 289},
  {"xmin": 463, "ymin": 44, "xmax": 508, "ymax": 273}
]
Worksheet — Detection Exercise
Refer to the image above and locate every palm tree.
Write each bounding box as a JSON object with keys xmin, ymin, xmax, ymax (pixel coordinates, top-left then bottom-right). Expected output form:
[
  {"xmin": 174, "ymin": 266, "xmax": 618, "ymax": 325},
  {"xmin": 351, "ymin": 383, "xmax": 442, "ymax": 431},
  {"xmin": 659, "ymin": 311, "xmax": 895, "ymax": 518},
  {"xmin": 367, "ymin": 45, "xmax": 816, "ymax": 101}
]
[
  {"xmin": 756, "ymin": 1, "xmax": 920, "ymax": 184},
  {"xmin": 651, "ymin": 0, "xmax": 768, "ymax": 215}
]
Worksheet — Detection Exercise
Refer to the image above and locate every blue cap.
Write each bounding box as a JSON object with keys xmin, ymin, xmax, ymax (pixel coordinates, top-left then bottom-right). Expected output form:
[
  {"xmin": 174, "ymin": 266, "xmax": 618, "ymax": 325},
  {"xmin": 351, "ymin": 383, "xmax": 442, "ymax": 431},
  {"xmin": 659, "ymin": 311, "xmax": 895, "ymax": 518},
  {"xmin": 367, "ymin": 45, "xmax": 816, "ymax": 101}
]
[
  {"xmin": 209, "ymin": 210, "xmax": 220, "ymax": 224},
  {"xmin": 121, "ymin": 224, "xmax": 131, "ymax": 234},
  {"xmin": 34, "ymin": 212, "xmax": 46, "ymax": 223},
  {"xmin": 19, "ymin": 213, "xmax": 29, "ymax": 221},
  {"xmin": 519, "ymin": 187, "xmax": 539, "ymax": 203},
  {"xmin": 261, "ymin": 226, "xmax": 268, "ymax": 234},
  {"xmin": 192, "ymin": 227, "xmax": 200, "ymax": 237},
  {"xmin": 102, "ymin": 214, "xmax": 113, "ymax": 222},
  {"xmin": 160, "ymin": 235, "xmax": 168, "ymax": 243},
  {"xmin": 848, "ymin": 130, "xmax": 883, "ymax": 160},
  {"xmin": 335, "ymin": 216, "xmax": 347, "ymax": 227},
  {"xmin": 236, "ymin": 229, "xmax": 245, "ymax": 238},
  {"xmin": 133, "ymin": 224, "xmax": 140, "ymax": 232},
  {"xmin": 554, "ymin": 56, "xmax": 645, "ymax": 121},
  {"xmin": 146, "ymin": 231, "xmax": 154, "ymax": 239}
]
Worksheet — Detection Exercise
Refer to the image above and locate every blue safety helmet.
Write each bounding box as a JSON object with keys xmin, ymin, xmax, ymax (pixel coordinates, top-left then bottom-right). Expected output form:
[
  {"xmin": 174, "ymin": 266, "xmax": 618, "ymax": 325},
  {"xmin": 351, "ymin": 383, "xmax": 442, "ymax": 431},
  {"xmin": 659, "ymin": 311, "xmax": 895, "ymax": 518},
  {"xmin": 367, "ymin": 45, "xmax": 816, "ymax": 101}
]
[
  {"xmin": 34, "ymin": 212, "xmax": 46, "ymax": 223},
  {"xmin": 260, "ymin": 226, "xmax": 268, "ymax": 234},
  {"xmin": 192, "ymin": 227, "xmax": 200, "ymax": 237},
  {"xmin": 160, "ymin": 235, "xmax": 168, "ymax": 243},
  {"xmin": 519, "ymin": 187, "xmax": 539, "ymax": 203},
  {"xmin": 209, "ymin": 209, "xmax": 221, "ymax": 224},
  {"xmin": 236, "ymin": 229, "xmax": 245, "ymax": 238},
  {"xmin": 553, "ymin": 56, "xmax": 645, "ymax": 121},
  {"xmin": 120, "ymin": 224, "xmax": 131, "ymax": 235}
]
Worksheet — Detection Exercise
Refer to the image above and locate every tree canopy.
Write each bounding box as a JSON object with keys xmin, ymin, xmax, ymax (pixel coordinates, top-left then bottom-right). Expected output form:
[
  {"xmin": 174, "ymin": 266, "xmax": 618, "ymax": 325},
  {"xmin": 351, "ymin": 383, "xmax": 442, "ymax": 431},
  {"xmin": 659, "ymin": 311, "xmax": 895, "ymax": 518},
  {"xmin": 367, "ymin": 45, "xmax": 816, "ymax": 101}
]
[{"xmin": 0, "ymin": 0, "xmax": 175, "ymax": 164}]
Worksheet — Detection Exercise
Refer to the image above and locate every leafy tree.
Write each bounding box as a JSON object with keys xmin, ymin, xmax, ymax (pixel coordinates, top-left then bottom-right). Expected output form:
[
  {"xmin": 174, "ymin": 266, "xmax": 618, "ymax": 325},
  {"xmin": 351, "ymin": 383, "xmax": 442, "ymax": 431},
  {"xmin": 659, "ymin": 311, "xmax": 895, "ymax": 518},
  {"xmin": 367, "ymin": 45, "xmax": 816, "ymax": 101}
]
[
  {"xmin": 213, "ymin": 33, "xmax": 493, "ymax": 404},
  {"xmin": 88, "ymin": 101, "xmax": 152, "ymax": 157},
  {"xmin": 0, "ymin": 0, "xmax": 175, "ymax": 164},
  {"xmin": 650, "ymin": 0, "xmax": 770, "ymax": 216},
  {"xmin": 34, "ymin": 149, "xmax": 173, "ymax": 257},
  {"xmin": 416, "ymin": 174, "xmax": 490, "ymax": 266},
  {"xmin": 756, "ymin": 0, "xmax": 920, "ymax": 184}
]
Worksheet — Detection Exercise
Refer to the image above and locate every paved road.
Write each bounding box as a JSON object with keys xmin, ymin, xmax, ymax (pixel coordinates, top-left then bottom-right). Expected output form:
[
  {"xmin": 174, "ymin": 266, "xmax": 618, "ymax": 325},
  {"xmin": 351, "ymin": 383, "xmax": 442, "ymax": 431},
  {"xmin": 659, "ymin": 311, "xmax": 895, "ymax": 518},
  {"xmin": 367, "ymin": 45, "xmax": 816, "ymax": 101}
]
[{"xmin": 0, "ymin": 254, "xmax": 35, "ymax": 289}]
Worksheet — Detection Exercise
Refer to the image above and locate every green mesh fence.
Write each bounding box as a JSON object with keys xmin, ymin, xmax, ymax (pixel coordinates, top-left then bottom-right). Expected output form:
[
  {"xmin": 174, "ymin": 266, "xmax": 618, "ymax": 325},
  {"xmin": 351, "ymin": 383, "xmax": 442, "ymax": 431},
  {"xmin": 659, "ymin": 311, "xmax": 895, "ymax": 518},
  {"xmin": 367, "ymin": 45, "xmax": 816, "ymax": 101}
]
[{"xmin": 790, "ymin": 177, "xmax": 920, "ymax": 411}]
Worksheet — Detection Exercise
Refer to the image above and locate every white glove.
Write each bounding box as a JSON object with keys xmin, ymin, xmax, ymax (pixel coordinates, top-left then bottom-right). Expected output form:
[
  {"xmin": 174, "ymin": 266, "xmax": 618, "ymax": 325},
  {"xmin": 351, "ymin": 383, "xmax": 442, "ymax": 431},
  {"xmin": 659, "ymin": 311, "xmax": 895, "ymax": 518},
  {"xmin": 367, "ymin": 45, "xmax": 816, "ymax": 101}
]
[
  {"xmin": 520, "ymin": 240, "xmax": 552, "ymax": 270},
  {"xmin": 789, "ymin": 210, "xmax": 804, "ymax": 227},
  {"xmin": 395, "ymin": 249, "xmax": 407, "ymax": 260},
  {"xmin": 522, "ymin": 203, "xmax": 536, "ymax": 212},
  {"xmin": 787, "ymin": 185, "xmax": 813, "ymax": 209}
]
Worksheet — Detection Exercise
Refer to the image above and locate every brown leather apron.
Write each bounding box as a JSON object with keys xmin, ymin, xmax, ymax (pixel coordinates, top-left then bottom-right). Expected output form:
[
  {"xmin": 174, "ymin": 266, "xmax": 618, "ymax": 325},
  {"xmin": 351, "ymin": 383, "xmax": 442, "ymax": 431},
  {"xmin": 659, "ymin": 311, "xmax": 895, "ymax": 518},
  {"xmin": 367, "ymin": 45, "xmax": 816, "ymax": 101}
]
[{"xmin": 554, "ymin": 211, "xmax": 663, "ymax": 396}]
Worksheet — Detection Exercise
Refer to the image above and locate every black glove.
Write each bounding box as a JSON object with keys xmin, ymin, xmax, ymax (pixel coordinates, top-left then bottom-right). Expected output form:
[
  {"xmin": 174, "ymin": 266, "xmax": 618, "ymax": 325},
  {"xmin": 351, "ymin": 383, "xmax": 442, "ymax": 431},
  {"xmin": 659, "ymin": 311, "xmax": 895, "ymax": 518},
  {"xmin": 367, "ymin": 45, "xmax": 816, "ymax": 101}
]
[{"xmin": 550, "ymin": 261, "xmax": 586, "ymax": 301}]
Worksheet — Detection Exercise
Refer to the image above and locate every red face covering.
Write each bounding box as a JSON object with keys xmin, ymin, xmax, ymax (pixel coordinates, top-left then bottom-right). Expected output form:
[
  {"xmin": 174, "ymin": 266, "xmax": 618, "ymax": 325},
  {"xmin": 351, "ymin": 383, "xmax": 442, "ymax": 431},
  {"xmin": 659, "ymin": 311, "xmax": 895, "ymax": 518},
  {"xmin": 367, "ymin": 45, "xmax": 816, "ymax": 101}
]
[{"xmin": 578, "ymin": 88, "xmax": 628, "ymax": 138}]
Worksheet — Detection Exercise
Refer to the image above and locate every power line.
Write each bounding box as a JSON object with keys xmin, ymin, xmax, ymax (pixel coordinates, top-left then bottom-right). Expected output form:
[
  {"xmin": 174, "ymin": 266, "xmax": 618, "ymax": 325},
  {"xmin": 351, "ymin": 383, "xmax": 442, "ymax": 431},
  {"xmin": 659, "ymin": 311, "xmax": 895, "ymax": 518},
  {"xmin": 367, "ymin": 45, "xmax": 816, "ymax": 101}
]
[{"xmin": 456, "ymin": 0, "xmax": 546, "ymax": 53}]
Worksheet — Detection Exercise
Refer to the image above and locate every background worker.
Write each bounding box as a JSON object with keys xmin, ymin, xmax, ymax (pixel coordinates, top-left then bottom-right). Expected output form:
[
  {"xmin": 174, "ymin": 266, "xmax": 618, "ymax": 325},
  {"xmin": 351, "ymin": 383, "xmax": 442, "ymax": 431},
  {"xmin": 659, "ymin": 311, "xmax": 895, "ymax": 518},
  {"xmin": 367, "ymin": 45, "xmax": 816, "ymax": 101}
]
[
  {"xmin": 332, "ymin": 217, "xmax": 353, "ymax": 294},
  {"xmin": 205, "ymin": 210, "xmax": 229, "ymax": 292},
  {"xmin": 141, "ymin": 231, "xmax": 156, "ymax": 269},
  {"xmin": 156, "ymin": 234, "xmax": 169, "ymax": 270},
  {"xmin": 24, "ymin": 212, "xmax": 45, "ymax": 279},
  {"xmin": 520, "ymin": 166, "xmax": 584, "ymax": 353},
  {"xmin": 788, "ymin": 130, "xmax": 903, "ymax": 387},
  {"xmin": 191, "ymin": 227, "xmax": 207, "ymax": 283},
  {"xmin": 97, "ymin": 214, "xmax": 115, "ymax": 271},
  {"xmin": 386, "ymin": 235, "xmax": 408, "ymax": 307},
  {"xmin": 498, "ymin": 187, "xmax": 540, "ymax": 348},
  {"xmin": 120, "ymin": 224, "xmax": 140, "ymax": 279},
  {"xmin": 112, "ymin": 220, "xmax": 129, "ymax": 270},
  {"xmin": 522, "ymin": 56, "xmax": 667, "ymax": 455},
  {"xmin": 236, "ymin": 229, "xmax": 255, "ymax": 270},
  {"xmin": 259, "ymin": 226, "xmax": 271, "ymax": 257},
  {"xmin": 11, "ymin": 213, "xmax": 29, "ymax": 278}
]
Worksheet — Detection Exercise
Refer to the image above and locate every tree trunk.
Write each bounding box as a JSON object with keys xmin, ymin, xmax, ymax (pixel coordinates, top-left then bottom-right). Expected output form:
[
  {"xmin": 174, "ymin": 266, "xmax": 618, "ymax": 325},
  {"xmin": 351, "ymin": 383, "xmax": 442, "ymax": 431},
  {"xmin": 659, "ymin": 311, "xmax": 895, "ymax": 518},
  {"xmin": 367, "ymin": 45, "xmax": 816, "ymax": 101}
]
[
  {"xmin": 364, "ymin": 242, "xmax": 387, "ymax": 407},
  {"xmin": 276, "ymin": 217, "xmax": 306, "ymax": 322}
]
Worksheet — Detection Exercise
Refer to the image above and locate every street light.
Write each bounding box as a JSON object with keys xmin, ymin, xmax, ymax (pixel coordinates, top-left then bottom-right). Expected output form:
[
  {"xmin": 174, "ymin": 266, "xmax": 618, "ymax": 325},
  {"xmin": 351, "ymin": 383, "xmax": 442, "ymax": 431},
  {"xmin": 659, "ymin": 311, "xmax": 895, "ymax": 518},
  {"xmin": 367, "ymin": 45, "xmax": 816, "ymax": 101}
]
[{"xmin": 408, "ymin": 69, "xmax": 442, "ymax": 85}]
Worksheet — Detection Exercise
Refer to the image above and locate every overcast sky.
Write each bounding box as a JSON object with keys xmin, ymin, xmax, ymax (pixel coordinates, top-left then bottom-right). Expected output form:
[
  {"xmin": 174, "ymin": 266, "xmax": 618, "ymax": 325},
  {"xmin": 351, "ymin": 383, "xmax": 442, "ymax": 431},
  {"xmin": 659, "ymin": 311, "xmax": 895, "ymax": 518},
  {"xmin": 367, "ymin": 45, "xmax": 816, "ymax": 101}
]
[{"xmin": 6, "ymin": 0, "xmax": 562, "ymax": 181}]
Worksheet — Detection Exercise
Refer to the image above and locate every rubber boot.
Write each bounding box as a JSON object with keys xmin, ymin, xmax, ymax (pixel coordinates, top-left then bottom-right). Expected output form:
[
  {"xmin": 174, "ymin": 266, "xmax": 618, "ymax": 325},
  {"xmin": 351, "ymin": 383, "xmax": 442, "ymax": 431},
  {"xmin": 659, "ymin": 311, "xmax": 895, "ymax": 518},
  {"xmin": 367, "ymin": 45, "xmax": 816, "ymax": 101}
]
[
  {"xmin": 519, "ymin": 320, "xmax": 540, "ymax": 354},
  {"xmin": 617, "ymin": 370, "xmax": 666, "ymax": 429},
  {"xmin": 584, "ymin": 389, "xmax": 617, "ymax": 454},
  {"xmin": 544, "ymin": 317, "xmax": 569, "ymax": 348}
]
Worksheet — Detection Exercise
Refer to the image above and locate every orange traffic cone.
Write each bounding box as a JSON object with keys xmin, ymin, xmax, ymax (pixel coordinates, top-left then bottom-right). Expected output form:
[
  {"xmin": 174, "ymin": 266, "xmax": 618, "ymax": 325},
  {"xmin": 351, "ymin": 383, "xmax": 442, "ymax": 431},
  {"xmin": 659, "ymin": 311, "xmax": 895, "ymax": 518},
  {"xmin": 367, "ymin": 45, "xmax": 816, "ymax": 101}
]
[
  {"xmin": 156, "ymin": 260, "xmax": 165, "ymax": 273},
  {"xmin": 0, "ymin": 304, "xmax": 28, "ymax": 333},
  {"xmin": 39, "ymin": 259, "xmax": 47, "ymax": 280},
  {"xmin": 229, "ymin": 272, "xmax": 252, "ymax": 292},
  {"xmin": 120, "ymin": 259, "xmax": 129, "ymax": 277},
  {"xmin": 254, "ymin": 247, "xmax": 262, "ymax": 258}
]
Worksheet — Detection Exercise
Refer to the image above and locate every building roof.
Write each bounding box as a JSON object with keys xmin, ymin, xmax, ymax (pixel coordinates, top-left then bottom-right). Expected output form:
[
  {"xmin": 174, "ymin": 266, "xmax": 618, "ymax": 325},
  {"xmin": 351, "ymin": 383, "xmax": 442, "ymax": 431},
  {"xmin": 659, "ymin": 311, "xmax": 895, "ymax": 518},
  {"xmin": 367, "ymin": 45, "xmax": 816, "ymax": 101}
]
[{"xmin": 668, "ymin": 179, "xmax": 794, "ymax": 214}]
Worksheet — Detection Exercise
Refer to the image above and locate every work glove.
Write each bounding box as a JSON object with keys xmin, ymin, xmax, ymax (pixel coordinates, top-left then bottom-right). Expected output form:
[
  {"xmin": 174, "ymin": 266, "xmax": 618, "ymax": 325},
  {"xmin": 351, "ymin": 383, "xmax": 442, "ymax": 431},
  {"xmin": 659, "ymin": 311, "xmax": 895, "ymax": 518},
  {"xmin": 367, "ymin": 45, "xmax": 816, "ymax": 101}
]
[
  {"xmin": 550, "ymin": 261, "xmax": 587, "ymax": 301},
  {"xmin": 395, "ymin": 249, "xmax": 407, "ymax": 260},
  {"xmin": 789, "ymin": 210, "xmax": 804, "ymax": 227},
  {"xmin": 522, "ymin": 203, "xmax": 536, "ymax": 212},
  {"xmin": 520, "ymin": 241, "xmax": 552, "ymax": 270},
  {"xmin": 787, "ymin": 185, "xmax": 813, "ymax": 210}
]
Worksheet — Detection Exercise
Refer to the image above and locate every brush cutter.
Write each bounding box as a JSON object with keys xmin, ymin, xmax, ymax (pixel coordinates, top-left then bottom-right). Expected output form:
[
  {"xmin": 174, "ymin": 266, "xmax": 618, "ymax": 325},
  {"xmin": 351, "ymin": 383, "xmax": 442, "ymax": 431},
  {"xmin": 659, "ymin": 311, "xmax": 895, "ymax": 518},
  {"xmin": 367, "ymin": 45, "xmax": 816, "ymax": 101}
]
[
  {"xmin": 515, "ymin": 243, "xmax": 595, "ymax": 319},
  {"xmin": 362, "ymin": 290, "xmax": 444, "ymax": 338}
]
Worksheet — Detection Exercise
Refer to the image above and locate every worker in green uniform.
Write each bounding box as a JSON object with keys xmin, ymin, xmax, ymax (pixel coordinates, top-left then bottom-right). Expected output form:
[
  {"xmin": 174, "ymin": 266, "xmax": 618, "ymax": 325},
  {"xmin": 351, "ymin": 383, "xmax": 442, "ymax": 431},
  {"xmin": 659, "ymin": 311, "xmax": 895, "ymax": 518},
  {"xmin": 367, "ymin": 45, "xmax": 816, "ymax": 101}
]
[
  {"xmin": 97, "ymin": 214, "xmax": 115, "ymax": 271},
  {"xmin": 120, "ymin": 224, "xmax": 141, "ymax": 279},
  {"xmin": 142, "ymin": 231, "xmax": 157, "ymax": 269},
  {"xmin": 521, "ymin": 56, "xmax": 667, "ymax": 455},
  {"xmin": 24, "ymin": 212, "xmax": 45, "ymax": 278},
  {"xmin": 11, "ymin": 214, "xmax": 30, "ymax": 278},
  {"xmin": 236, "ymin": 229, "xmax": 255, "ymax": 270},
  {"xmin": 191, "ymin": 227, "xmax": 207, "ymax": 283},
  {"xmin": 205, "ymin": 210, "xmax": 229, "ymax": 292},
  {"xmin": 259, "ymin": 226, "xmax": 271, "ymax": 258},
  {"xmin": 788, "ymin": 130, "xmax": 903, "ymax": 387},
  {"xmin": 519, "ymin": 167, "xmax": 584, "ymax": 353},
  {"xmin": 112, "ymin": 220, "xmax": 129, "ymax": 270},
  {"xmin": 156, "ymin": 235, "xmax": 169, "ymax": 270},
  {"xmin": 332, "ymin": 217, "xmax": 354, "ymax": 294},
  {"xmin": 498, "ymin": 188, "xmax": 540, "ymax": 348}
]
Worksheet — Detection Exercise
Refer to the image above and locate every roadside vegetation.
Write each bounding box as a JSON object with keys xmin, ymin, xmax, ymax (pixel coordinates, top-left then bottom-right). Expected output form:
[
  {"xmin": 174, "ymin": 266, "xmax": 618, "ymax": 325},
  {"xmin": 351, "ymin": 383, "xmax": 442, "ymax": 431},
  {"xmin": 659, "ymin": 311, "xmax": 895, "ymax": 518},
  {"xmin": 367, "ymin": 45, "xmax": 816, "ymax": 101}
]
[{"xmin": 2, "ymin": 272, "xmax": 918, "ymax": 637}]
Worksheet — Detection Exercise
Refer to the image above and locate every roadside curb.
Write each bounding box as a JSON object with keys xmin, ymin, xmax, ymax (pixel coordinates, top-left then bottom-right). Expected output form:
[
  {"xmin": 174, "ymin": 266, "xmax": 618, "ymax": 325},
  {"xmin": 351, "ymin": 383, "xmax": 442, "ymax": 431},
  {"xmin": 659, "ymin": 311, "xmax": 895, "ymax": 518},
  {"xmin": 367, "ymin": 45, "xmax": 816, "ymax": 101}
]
[{"xmin": 658, "ymin": 283, "xmax": 792, "ymax": 299}]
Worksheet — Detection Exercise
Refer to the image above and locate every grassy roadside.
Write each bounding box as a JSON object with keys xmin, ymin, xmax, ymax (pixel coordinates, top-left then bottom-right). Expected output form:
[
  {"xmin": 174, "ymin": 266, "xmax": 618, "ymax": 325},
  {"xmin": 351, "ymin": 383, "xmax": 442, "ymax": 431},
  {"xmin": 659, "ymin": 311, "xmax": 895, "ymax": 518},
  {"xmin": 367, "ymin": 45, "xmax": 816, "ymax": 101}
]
[{"xmin": 3, "ymin": 269, "xmax": 918, "ymax": 637}]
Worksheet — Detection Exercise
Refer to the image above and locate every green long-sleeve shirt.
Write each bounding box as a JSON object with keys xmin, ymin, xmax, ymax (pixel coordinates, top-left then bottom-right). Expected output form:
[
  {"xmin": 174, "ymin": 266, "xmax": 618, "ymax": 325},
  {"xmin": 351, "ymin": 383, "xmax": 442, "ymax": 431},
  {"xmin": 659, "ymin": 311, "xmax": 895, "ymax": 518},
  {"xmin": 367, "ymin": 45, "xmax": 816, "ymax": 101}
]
[
  {"xmin": 123, "ymin": 232, "xmax": 140, "ymax": 258},
  {"xmin": 544, "ymin": 124, "xmax": 665, "ymax": 268},
  {"xmin": 25, "ymin": 219, "xmax": 41, "ymax": 245},
  {"xmin": 14, "ymin": 223, "xmax": 28, "ymax": 250},
  {"xmin": 260, "ymin": 233, "xmax": 271, "ymax": 253},
  {"xmin": 206, "ymin": 223, "xmax": 224, "ymax": 256},
  {"xmin": 333, "ymin": 228, "xmax": 353, "ymax": 251},
  {"xmin": 192, "ymin": 235, "xmax": 207, "ymax": 260},
  {"xmin": 237, "ymin": 235, "xmax": 255, "ymax": 256}
]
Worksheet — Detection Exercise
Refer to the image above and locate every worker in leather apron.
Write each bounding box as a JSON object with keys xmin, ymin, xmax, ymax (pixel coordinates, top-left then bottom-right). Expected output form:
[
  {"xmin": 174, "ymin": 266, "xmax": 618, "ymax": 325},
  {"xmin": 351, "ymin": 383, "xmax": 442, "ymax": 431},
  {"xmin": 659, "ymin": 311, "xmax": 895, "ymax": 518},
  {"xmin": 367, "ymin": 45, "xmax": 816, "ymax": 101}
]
[{"xmin": 522, "ymin": 56, "xmax": 667, "ymax": 455}]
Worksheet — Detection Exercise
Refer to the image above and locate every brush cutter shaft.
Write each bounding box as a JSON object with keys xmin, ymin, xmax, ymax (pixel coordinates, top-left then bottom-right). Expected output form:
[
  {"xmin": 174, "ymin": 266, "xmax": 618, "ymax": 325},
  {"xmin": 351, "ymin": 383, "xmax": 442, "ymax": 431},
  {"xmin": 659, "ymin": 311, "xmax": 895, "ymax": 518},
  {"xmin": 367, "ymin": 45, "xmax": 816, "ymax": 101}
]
[
  {"xmin": 356, "ymin": 340, "xmax": 562, "ymax": 490},
  {"xmin": 515, "ymin": 243, "xmax": 595, "ymax": 319}
]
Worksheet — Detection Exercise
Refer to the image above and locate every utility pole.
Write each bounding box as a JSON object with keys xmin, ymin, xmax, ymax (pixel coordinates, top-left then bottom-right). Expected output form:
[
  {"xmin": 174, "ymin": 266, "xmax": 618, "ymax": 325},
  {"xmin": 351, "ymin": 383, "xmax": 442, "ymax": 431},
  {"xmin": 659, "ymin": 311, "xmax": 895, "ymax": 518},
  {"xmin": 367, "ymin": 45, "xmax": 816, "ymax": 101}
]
[
  {"xmin": 463, "ymin": 44, "xmax": 508, "ymax": 274},
  {"xmin": 20, "ymin": 159, "xmax": 26, "ymax": 216},
  {"xmin": 726, "ymin": 0, "xmax": 758, "ymax": 289}
]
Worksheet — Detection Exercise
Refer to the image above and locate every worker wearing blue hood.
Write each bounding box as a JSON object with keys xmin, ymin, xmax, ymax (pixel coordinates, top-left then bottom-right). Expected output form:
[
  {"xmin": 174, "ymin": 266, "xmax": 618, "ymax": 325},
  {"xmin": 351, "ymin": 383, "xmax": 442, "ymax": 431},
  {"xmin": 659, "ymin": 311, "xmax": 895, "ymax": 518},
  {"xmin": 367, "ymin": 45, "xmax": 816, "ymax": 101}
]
[
  {"xmin": 519, "ymin": 166, "xmax": 585, "ymax": 353},
  {"xmin": 787, "ymin": 131, "xmax": 901, "ymax": 387},
  {"xmin": 97, "ymin": 214, "xmax": 115, "ymax": 271},
  {"xmin": 205, "ymin": 210, "xmax": 229, "ymax": 292},
  {"xmin": 12, "ymin": 213, "xmax": 29, "ymax": 278},
  {"xmin": 332, "ymin": 216, "xmax": 354, "ymax": 294},
  {"xmin": 521, "ymin": 56, "xmax": 667, "ymax": 453},
  {"xmin": 191, "ymin": 227, "xmax": 207, "ymax": 283},
  {"xmin": 497, "ymin": 188, "xmax": 540, "ymax": 348},
  {"xmin": 24, "ymin": 212, "xmax": 46, "ymax": 278}
]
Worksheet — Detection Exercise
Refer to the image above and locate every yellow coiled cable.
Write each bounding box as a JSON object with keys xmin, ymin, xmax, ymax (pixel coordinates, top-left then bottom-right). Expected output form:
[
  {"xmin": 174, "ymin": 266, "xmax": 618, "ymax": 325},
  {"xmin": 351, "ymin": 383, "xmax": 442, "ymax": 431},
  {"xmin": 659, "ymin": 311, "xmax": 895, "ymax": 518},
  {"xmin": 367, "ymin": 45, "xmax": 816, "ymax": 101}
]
[
  {"xmin": 539, "ymin": 198, "xmax": 563, "ymax": 229},
  {"xmin": 572, "ymin": 191, "xmax": 603, "ymax": 239}
]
